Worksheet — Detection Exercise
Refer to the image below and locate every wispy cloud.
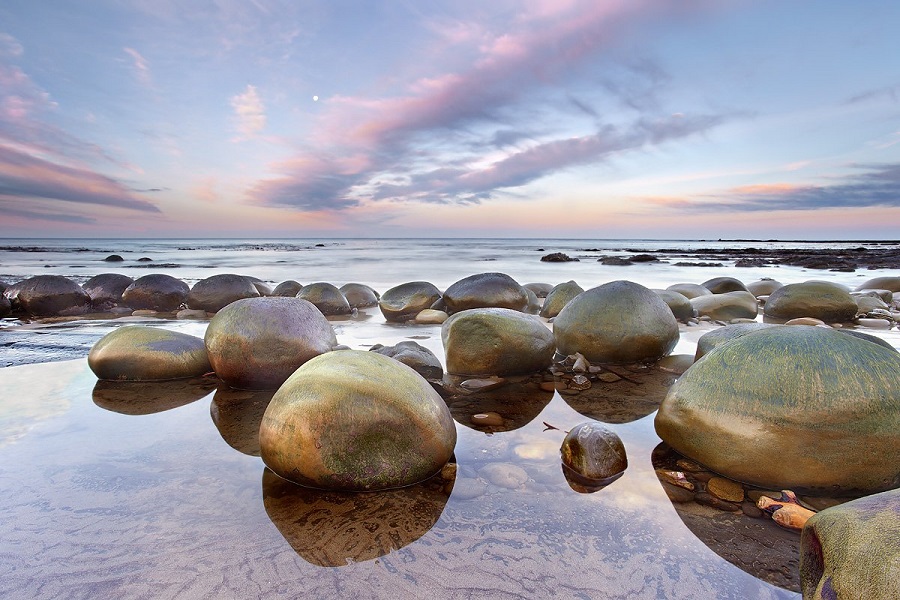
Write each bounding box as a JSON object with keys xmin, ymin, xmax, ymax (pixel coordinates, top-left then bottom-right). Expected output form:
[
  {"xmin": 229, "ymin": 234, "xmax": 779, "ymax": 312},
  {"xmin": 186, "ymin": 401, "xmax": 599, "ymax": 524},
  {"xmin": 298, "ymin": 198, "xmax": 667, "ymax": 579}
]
[
  {"xmin": 249, "ymin": 0, "xmax": 720, "ymax": 212},
  {"xmin": 231, "ymin": 84, "xmax": 266, "ymax": 140},
  {"xmin": 123, "ymin": 47, "xmax": 153, "ymax": 87},
  {"xmin": 0, "ymin": 199, "xmax": 96, "ymax": 224}
]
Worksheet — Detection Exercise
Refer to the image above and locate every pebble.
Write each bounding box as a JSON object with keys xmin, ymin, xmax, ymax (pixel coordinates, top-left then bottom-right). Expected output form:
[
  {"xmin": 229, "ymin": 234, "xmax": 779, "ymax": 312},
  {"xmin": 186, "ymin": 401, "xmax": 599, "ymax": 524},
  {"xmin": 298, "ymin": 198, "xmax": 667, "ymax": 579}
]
[
  {"xmin": 460, "ymin": 377, "xmax": 506, "ymax": 392},
  {"xmin": 747, "ymin": 489, "xmax": 782, "ymax": 503},
  {"xmin": 661, "ymin": 481, "xmax": 695, "ymax": 503},
  {"xmin": 695, "ymin": 492, "xmax": 741, "ymax": 512},
  {"xmin": 857, "ymin": 317, "xmax": 891, "ymax": 329},
  {"xmin": 675, "ymin": 458, "xmax": 706, "ymax": 472},
  {"xmin": 131, "ymin": 309, "xmax": 159, "ymax": 316},
  {"xmin": 784, "ymin": 317, "xmax": 826, "ymax": 326},
  {"xmin": 539, "ymin": 381, "xmax": 566, "ymax": 392},
  {"xmin": 572, "ymin": 353, "xmax": 590, "ymax": 372},
  {"xmin": 706, "ymin": 476, "xmax": 745, "ymax": 503},
  {"xmin": 176, "ymin": 309, "xmax": 208, "ymax": 319},
  {"xmin": 471, "ymin": 412, "xmax": 504, "ymax": 426},
  {"xmin": 480, "ymin": 463, "xmax": 528, "ymax": 489},
  {"xmin": 568, "ymin": 374, "xmax": 592, "ymax": 391},
  {"xmin": 656, "ymin": 469, "xmax": 695, "ymax": 491},
  {"xmin": 741, "ymin": 501, "xmax": 763, "ymax": 518},
  {"xmin": 449, "ymin": 478, "xmax": 487, "ymax": 500},
  {"xmin": 596, "ymin": 372, "xmax": 622, "ymax": 383},
  {"xmin": 414, "ymin": 309, "xmax": 449, "ymax": 324},
  {"xmin": 440, "ymin": 462, "xmax": 457, "ymax": 480}
]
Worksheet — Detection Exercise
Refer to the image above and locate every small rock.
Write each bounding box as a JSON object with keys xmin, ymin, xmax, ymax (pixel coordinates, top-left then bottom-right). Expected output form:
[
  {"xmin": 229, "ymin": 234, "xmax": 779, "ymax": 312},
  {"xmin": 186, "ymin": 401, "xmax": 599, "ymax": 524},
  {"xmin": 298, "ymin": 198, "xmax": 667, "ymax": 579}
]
[
  {"xmin": 741, "ymin": 501, "xmax": 763, "ymax": 518},
  {"xmin": 656, "ymin": 469, "xmax": 694, "ymax": 491},
  {"xmin": 707, "ymin": 476, "xmax": 745, "ymax": 503},
  {"xmin": 661, "ymin": 481, "xmax": 695, "ymax": 503},
  {"xmin": 675, "ymin": 459, "xmax": 706, "ymax": 472},
  {"xmin": 695, "ymin": 492, "xmax": 741, "ymax": 512},
  {"xmin": 596, "ymin": 372, "xmax": 621, "ymax": 383},
  {"xmin": 572, "ymin": 353, "xmax": 590, "ymax": 372},
  {"xmin": 568, "ymin": 374, "xmax": 592, "ymax": 391},
  {"xmin": 658, "ymin": 354, "xmax": 694, "ymax": 375},
  {"xmin": 440, "ymin": 463, "xmax": 457, "ymax": 480},
  {"xmin": 131, "ymin": 309, "xmax": 159, "ymax": 316},
  {"xmin": 784, "ymin": 317, "xmax": 827, "ymax": 326},
  {"xmin": 460, "ymin": 377, "xmax": 506, "ymax": 392},
  {"xmin": 414, "ymin": 309, "xmax": 449, "ymax": 324},
  {"xmin": 176, "ymin": 309, "xmax": 209, "ymax": 319},
  {"xmin": 471, "ymin": 412, "xmax": 504, "ymax": 426}
]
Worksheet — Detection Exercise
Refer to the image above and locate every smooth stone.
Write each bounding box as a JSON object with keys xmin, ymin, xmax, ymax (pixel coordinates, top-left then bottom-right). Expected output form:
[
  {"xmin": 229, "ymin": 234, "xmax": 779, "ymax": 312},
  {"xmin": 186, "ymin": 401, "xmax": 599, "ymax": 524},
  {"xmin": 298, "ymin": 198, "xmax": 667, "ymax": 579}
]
[
  {"xmin": 272, "ymin": 280, "xmax": 303, "ymax": 297},
  {"xmin": 784, "ymin": 317, "xmax": 827, "ymax": 326},
  {"xmin": 656, "ymin": 325, "xmax": 900, "ymax": 495},
  {"xmin": 297, "ymin": 282, "xmax": 352, "ymax": 316},
  {"xmin": 414, "ymin": 309, "xmax": 449, "ymax": 324},
  {"xmin": 764, "ymin": 281, "xmax": 858, "ymax": 323},
  {"xmin": 369, "ymin": 340, "xmax": 443, "ymax": 380},
  {"xmin": 658, "ymin": 354, "xmax": 694, "ymax": 374},
  {"xmin": 857, "ymin": 317, "xmax": 891, "ymax": 329},
  {"xmin": 560, "ymin": 421, "xmax": 628, "ymax": 481},
  {"xmin": 522, "ymin": 286, "xmax": 541, "ymax": 315},
  {"xmin": 122, "ymin": 274, "xmax": 190, "ymax": 312},
  {"xmin": 656, "ymin": 470, "xmax": 695, "ymax": 491},
  {"xmin": 339, "ymin": 283, "xmax": 379, "ymax": 308},
  {"xmin": 854, "ymin": 276, "xmax": 900, "ymax": 293},
  {"xmin": 480, "ymin": 463, "xmax": 528, "ymax": 489},
  {"xmin": 554, "ymin": 280, "xmax": 679, "ymax": 364},
  {"xmin": 459, "ymin": 377, "xmax": 506, "ymax": 392},
  {"xmin": 259, "ymin": 350, "xmax": 456, "ymax": 491},
  {"xmin": 104, "ymin": 254, "xmax": 124, "ymax": 262},
  {"xmin": 205, "ymin": 297, "xmax": 337, "ymax": 390},
  {"xmin": 442, "ymin": 272, "xmax": 528, "ymax": 314},
  {"xmin": 800, "ymin": 489, "xmax": 900, "ymax": 600},
  {"xmin": 666, "ymin": 283, "xmax": 712, "ymax": 299},
  {"xmin": 379, "ymin": 281, "xmax": 442, "ymax": 322},
  {"xmin": 187, "ymin": 274, "xmax": 260, "ymax": 313},
  {"xmin": 131, "ymin": 309, "xmax": 159, "ymax": 316},
  {"xmin": 176, "ymin": 309, "xmax": 209, "ymax": 319},
  {"xmin": 523, "ymin": 282, "xmax": 553, "ymax": 298},
  {"xmin": 702, "ymin": 277, "xmax": 749, "ymax": 294},
  {"xmin": 694, "ymin": 322, "xmax": 775, "ymax": 360},
  {"xmin": 88, "ymin": 326, "xmax": 211, "ymax": 381},
  {"xmin": 442, "ymin": 308, "xmax": 555, "ymax": 376},
  {"xmin": 706, "ymin": 476, "xmax": 745, "ymax": 503},
  {"xmin": 741, "ymin": 501, "xmax": 764, "ymax": 518},
  {"xmin": 746, "ymin": 278, "xmax": 783, "ymax": 297},
  {"xmin": 690, "ymin": 291, "xmax": 759, "ymax": 321},
  {"xmin": 540, "ymin": 280, "xmax": 583, "ymax": 319},
  {"xmin": 661, "ymin": 481, "xmax": 696, "ymax": 503},
  {"xmin": 653, "ymin": 289, "xmax": 695, "ymax": 322},
  {"xmin": 245, "ymin": 277, "xmax": 273, "ymax": 296},
  {"xmin": 83, "ymin": 273, "xmax": 134, "ymax": 309},
  {"xmin": 695, "ymin": 492, "xmax": 741, "ymax": 512},
  {"xmin": 851, "ymin": 289, "xmax": 893, "ymax": 303},
  {"xmin": 471, "ymin": 412, "xmax": 504, "ymax": 426},
  {"xmin": 7, "ymin": 275, "xmax": 91, "ymax": 316},
  {"xmin": 855, "ymin": 295, "xmax": 889, "ymax": 313}
]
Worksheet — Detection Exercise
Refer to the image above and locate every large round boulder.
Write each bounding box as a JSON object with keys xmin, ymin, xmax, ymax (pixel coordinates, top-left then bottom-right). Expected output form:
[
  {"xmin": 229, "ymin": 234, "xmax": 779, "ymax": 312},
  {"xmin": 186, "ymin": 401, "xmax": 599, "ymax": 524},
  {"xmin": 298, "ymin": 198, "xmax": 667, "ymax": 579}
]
[
  {"xmin": 88, "ymin": 326, "xmax": 211, "ymax": 381},
  {"xmin": 540, "ymin": 280, "xmax": 583, "ymax": 319},
  {"xmin": 122, "ymin": 274, "xmax": 190, "ymax": 312},
  {"xmin": 272, "ymin": 280, "xmax": 303, "ymax": 297},
  {"xmin": 379, "ymin": 281, "xmax": 442, "ymax": 322},
  {"xmin": 691, "ymin": 290, "xmax": 759, "ymax": 321},
  {"xmin": 554, "ymin": 281, "xmax": 679, "ymax": 364},
  {"xmin": 702, "ymin": 277, "xmax": 749, "ymax": 294},
  {"xmin": 654, "ymin": 289, "xmax": 695, "ymax": 322},
  {"xmin": 442, "ymin": 272, "xmax": 528, "ymax": 314},
  {"xmin": 746, "ymin": 278, "xmax": 783, "ymax": 297},
  {"xmin": 655, "ymin": 325, "xmax": 900, "ymax": 495},
  {"xmin": 666, "ymin": 283, "xmax": 712, "ymax": 299},
  {"xmin": 259, "ymin": 350, "xmax": 456, "ymax": 491},
  {"xmin": 187, "ymin": 274, "xmax": 260, "ymax": 313},
  {"xmin": 9, "ymin": 275, "xmax": 91, "ymax": 316},
  {"xmin": 855, "ymin": 276, "xmax": 900, "ymax": 293},
  {"xmin": 297, "ymin": 282, "xmax": 351, "ymax": 316},
  {"xmin": 442, "ymin": 308, "xmax": 555, "ymax": 376},
  {"xmin": 694, "ymin": 322, "xmax": 775, "ymax": 360},
  {"xmin": 339, "ymin": 283, "xmax": 379, "ymax": 308},
  {"xmin": 800, "ymin": 489, "xmax": 900, "ymax": 600},
  {"xmin": 369, "ymin": 341, "xmax": 443, "ymax": 380},
  {"xmin": 764, "ymin": 281, "xmax": 858, "ymax": 323},
  {"xmin": 205, "ymin": 297, "xmax": 337, "ymax": 390},
  {"xmin": 83, "ymin": 273, "xmax": 134, "ymax": 310}
]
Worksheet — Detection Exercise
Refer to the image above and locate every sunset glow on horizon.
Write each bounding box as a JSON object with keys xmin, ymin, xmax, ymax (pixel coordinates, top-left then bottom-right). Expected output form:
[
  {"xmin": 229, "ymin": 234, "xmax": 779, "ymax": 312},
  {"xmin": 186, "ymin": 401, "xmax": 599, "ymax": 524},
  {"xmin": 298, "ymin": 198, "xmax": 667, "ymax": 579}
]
[{"xmin": 1, "ymin": 1, "xmax": 899, "ymax": 239}]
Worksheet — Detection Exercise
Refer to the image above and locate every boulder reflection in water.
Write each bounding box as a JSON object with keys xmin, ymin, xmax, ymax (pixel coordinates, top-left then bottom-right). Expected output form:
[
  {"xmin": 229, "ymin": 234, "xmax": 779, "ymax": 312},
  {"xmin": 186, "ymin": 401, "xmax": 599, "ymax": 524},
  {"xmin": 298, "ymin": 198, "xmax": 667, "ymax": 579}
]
[
  {"xmin": 92, "ymin": 377, "xmax": 217, "ymax": 415},
  {"xmin": 210, "ymin": 386, "xmax": 275, "ymax": 456}
]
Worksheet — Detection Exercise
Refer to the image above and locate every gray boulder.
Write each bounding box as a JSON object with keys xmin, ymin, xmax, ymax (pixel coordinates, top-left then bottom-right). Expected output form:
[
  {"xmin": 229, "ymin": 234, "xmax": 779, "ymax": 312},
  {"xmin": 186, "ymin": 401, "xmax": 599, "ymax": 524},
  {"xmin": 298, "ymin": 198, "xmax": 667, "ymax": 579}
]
[
  {"xmin": 297, "ymin": 282, "xmax": 352, "ymax": 316},
  {"xmin": 379, "ymin": 281, "xmax": 442, "ymax": 322},
  {"xmin": 83, "ymin": 273, "xmax": 134, "ymax": 310},
  {"xmin": 746, "ymin": 278, "xmax": 783, "ymax": 297},
  {"xmin": 666, "ymin": 283, "xmax": 713, "ymax": 299},
  {"xmin": 340, "ymin": 283, "xmax": 380, "ymax": 308},
  {"xmin": 7, "ymin": 275, "xmax": 91, "ymax": 316},
  {"xmin": 370, "ymin": 341, "xmax": 443, "ymax": 380},
  {"xmin": 702, "ymin": 277, "xmax": 749, "ymax": 294},
  {"xmin": 272, "ymin": 280, "xmax": 303, "ymax": 297},
  {"xmin": 187, "ymin": 274, "xmax": 260, "ymax": 313},
  {"xmin": 442, "ymin": 272, "xmax": 528, "ymax": 314},
  {"xmin": 764, "ymin": 281, "xmax": 858, "ymax": 323},
  {"xmin": 122, "ymin": 274, "xmax": 190, "ymax": 312},
  {"xmin": 855, "ymin": 276, "xmax": 900, "ymax": 293},
  {"xmin": 654, "ymin": 289, "xmax": 695, "ymax": 322}
]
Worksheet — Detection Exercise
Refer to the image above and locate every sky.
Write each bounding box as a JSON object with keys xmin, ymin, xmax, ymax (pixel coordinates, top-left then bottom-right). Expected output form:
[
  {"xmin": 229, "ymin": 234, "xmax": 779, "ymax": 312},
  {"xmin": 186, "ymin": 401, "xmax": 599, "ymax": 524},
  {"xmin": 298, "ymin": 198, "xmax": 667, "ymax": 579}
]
[{"xmin": 1, "ymin": 0, "xmax": 899, "ymax": 239}]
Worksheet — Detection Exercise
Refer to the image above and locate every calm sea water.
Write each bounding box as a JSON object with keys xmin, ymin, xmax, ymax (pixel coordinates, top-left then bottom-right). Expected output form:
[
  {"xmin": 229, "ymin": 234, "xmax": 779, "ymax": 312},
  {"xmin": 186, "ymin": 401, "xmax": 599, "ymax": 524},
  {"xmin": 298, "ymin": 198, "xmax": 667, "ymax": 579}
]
[{"xmin": 1, "ymin": 237, "xmax": 894, "ymax": 291}]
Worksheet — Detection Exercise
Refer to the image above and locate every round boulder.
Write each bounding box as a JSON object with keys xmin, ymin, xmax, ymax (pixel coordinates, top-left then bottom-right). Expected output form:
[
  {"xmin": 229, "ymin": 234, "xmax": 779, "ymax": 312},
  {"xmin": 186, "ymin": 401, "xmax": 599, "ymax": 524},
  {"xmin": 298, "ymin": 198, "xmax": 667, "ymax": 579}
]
[
  {"xmin": 88, "ymin": 326, "xmax": 211, "ymax": 381},
  {"xmin": 655, "ymin": 325, "xmax": 900, "ymax": 495},
  {"xmin": 297, "ymin": 282, "xmax": 352, "ymax": 316},
  {"xmin": 10, "ymin": 275, "xmax": 91, "ymax": 316},
  {"xmin": 666, "ymin": 283, "xmax": 712, "ymax": 299},
  {"xmin": 654, "ymin": 289, "xmax": 695, "ymax": 322},
  {"xmin": 691, "ymin": 290, "xmax": 759, "ymax": 321},
  {"xmin": 442, "ymin": 272, "xmax": 528, "ymax": 314},
  {"xmin": 272, "ymin": 280, "xmax": 303, "ymax": 297},
  {"xmin": 523, "ymin": 283, "xmax": 553, "ymax": 298},
  {"xmin": 369, "ymin": 341, "xmax": 443, "ymax": 380},
  {"xmin": 244, "ymin": 277, "xmax": 273, "ymax": 296},
  {"xmin": 746, "ymin": 278, "xmax": 783, "ymax": 297},
  {"xmin": 540, "ymin": 280, "xmax": 583, "ymax": 319},
  {"xmin": 694, "ymin": 322, "xmax": 775, "ymax": 360},
  {"xmin": 560, "ymin": 421, "xmax": 628, "ymax": 483},
  {"xmin": 855, "ymin": 277, "xmax": 900, "ymax": 293},
  {"xmin": 205, "ymin": 297, "xmax": 337, "ymax": 390},
  {"xmin": 702, "ymin": 277, "xmax": 749, "ymax": 294},
  {"xmin": 259, "ymin": 350, "xmax": 456, "ymax": 491},
  {"xmin": 122, "ymin": 274, "xmax": 190, "ymax": 312},
  {"xmin": 187, "ymin": 274, "xmax": 260, "ymax": 313},
  {"xmin": 339, "ymin": 283, "xmax": 379, "ymax": 308},
  {"xmin": 442, "ymin": 308, "xmax": 555, "ymax": 376},
  {"xmin": 764, "ymin": 281, "xmax": 858, "ymax": 323},
  {"xmin": 83, "ymin": 273, "xmax": 134, "ymax": 310},
  {"xmin": 0, "ymin": 295, "xmax": 11, "ymax": 318},
  {"xmin": 554, "ymin": 280, "xmax": 679, "ymax": 364},
  {"xmin": 800, "ymin": 488, "xmax": 900, "ymax": 600},
  {"xmin": 379, "ymin": 281, "xmax": 442, "ymax": 322}
]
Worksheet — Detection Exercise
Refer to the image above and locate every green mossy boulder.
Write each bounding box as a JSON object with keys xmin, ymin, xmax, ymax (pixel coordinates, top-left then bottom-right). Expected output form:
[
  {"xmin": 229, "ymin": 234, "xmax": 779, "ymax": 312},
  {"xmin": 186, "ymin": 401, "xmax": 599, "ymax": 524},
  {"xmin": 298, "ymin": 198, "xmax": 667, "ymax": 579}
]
[
  {"xmin": 259, "ymin": 350, "xmax": 456, "ymax": 491},
  {"xmin": 442, "ymin": 308, "xmax": 555, "ymax": 376},
  {"xmin": 800, "ymin": 488, "xmax": 900, "ymax": 600},
  {"xmin": 694, "ymin": 322, "xmax": 776, "ymax": 360},
  {"xmin": 554, "ymin": 280, "xmax": 679, "ymax": 364},
  {"xmin": 764, "ymin": 281, "xmax": 859, "ymax": 323},
  {"xmin": 655, "ymin": 325, "xmax": 900, "ymax": 495},
  {"xmin": 297, "ymin": 282, "xmax": 352, "ymax": 316},
  {"xmin": 88, "ymin": 325, "xmax": 211, "ymax": 381},
  {"xmin": 540, "ymin": 280, "xmax": 583, "ymax": 319},
  {"xmin": 654, "ymin": 289, "xmax": 695, "ymax": 322},
  {"xmin": 205, "ymin": 297, "xmax": 337, "ymax": 390}
]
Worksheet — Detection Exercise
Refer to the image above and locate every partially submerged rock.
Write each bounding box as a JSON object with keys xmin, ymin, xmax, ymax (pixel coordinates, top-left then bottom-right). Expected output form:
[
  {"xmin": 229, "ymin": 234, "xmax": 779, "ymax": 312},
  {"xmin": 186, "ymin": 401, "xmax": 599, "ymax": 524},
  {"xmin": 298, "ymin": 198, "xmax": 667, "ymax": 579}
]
[
  {"xmin": 297, "ymin": 282, "xmax": 352, "ymax": 316},
  {"xmin": 88, "ymin": 325, "xmax": 211, "ymax": 381},
  {"xmin": 339, "ymin": 282, "xmax": 379, "ymax": 308},
  {"xmin": 83, "ymin": 273, "xmax": 134, "ymax": 310},
  {"xmin": 690, "ymin": 291, "xmax": 759, "ymax": 321},
  {"xmin": 442, "ymin": 272, "xmax": 528, "ymax": 314},
  {"xmin": 764, "ymin": 281, "xmax": 858, "ymax": 323},
  {"xmin": 7, "ymin": 275, "xmax": 91, "ymax": 316},
  {"xmin": 560, "ymin": 421, "xmax": 628, "ymax": 484},
  {"xmin": 369, "ymin": 340, "xmax": 443, "ymax": 380},
  {"xmin": 122, "ymin": 274, "xmax": 190, "ymax": 312},
  {"xmin": 187, "ymin": 274, "xmax": 260, "ymax": 313},
  {"xmin": 702, "ymin": 277, "xmax": 749, "ymax": 294},
  {"xmin": 379, "ymin": 281, "xmax": 442, "ymax": 322}
]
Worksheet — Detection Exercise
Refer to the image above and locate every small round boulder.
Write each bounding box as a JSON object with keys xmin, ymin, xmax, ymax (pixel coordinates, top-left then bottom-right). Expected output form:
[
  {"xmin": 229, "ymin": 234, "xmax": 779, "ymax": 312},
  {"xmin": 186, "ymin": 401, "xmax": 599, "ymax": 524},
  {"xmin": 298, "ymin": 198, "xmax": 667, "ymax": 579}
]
[
  {"xmin": 339, "ymin": 283, "xmax": 379, "ymax": 308},
  {"xmin": 83, "ymin": 273, "xmax": 134, "ymax": 310},
  {"xmin": 259, "ymin": 350, "xmax": 456, "ymax": 491},
  {"xmin": 746, "ymin": 278, "xmax": 783, "ymax": 297},
  {"xmin": 122, "ymin": 274, "xmax": 190, "ymax": 312},
  {"xmin": 655, "ymin": 325, "xmax": 900, "ymax": 495},
  {"xmin": 666, "ymin": 283, "xmax": 712, "ymax": 299},
  {"xmin": 272, "ymin": 280, "xmax": 303, "ymax": 297},
  {"xmin": 88, "ymin": 326, "xmax": 211, "ymax": 381},
  {"xmin": 690, "ymin": 291, "xmax": 759, "ymax": 321},
  {"xmin": 540, "ymin": 280, "xmax": 583, "ymax": 319},
  {"xmin": 442, "ymin": 308, "xmax": 555, "ymax": 376},
  {"xmin": 654, "ymin": 289, "xmax": 695, "ymax": 322},
  {"xmin": 764, "ymin": 281, "xmax": 858, "ymax": 323},
  {"xmin": 187, "ymin": 274, "xmax": 260, "ymax": 313},
  {"xmin": 554, "ymin": 280, "xmax": 679, "ymax": 364},
  {"xmin": 702, "ymin": 277, "xmax": 749, "ymax": 294},
  {"xmin": 379, "ymin": 281, "xmax": 442, "ymax": 322},
  {"xmin": 11, "ymin": 275, "xmax": 91, "ymax": 316},
  {"xmin": 297, "ymin": 282, "xmax": 352, "ymax": 316},
  {"xmin": 370, "ymin": 341, "xmax": 443, "ymax": 380},
  {"xmin": 855, "ymin": 277, "xmax": 900, "ymax": 293},
  {"xmin": 560, "ymin": 421, "xmax": 628, "ymax": 482},
  {"xmin": 205, "ymin": 297, "xmax": 337, "ymax": 390},
  {"xmin": 442, "ymin": 273, "xmax": 528, "ymax": 314}
]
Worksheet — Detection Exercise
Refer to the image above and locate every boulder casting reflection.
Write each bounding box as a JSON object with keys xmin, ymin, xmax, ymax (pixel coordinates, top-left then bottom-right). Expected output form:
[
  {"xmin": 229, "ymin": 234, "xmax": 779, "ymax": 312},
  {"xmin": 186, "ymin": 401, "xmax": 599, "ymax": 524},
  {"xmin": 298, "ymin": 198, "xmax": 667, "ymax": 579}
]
[
  {"xmin": 444, "ymin": 377, "xmax": 553, "ymax": 433},
  {"xmin": 92, "ymin": 377, "xmax": 217, "ymax": 415},
  {"xmin": 210, "ymin": 386, "xmax": 275, "ymax": 456}
]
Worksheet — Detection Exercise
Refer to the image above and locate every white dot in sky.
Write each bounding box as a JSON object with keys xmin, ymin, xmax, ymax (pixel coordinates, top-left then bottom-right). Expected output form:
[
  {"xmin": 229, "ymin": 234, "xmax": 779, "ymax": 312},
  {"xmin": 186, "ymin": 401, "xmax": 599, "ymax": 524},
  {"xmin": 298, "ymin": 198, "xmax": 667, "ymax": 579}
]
[{"xmin": 313, "ymin": 95, "xmax": 319, "ymax": 102}]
